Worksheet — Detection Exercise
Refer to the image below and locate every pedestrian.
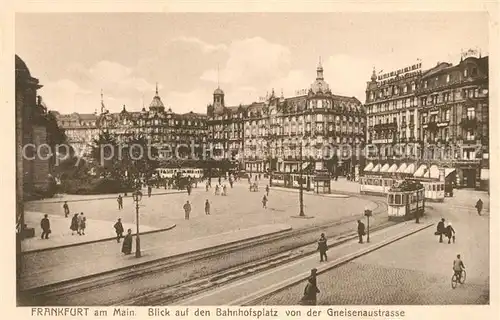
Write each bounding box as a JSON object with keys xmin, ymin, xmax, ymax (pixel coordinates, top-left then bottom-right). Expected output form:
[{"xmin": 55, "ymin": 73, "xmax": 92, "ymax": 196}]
[
  {"xmin": 80, "ymin": 216, "xmax": 86, "ymax": 235},
  {"xmin": 300, "ymin": 270, "xmax": 320, "ymax": 305},
  {"xmin": 357, "ymin": 220, "xmax": 366, "ymax": 243},
  {"xmin": 475, "ymin": 199, "xmax": 483, "ymax": 216},
  {"xmin": 148, "ymin": 185, "xmax": 152, "ymax": 197},
  {"xmin": 318, "ymin": 233, "xmax": 328, "ymax": 262},
  {"xmin": 117, "ymin": 195, "xmax": 123, "ymax": 210},
  {"xmin": 206, "ymin": 182, "xmax": 209, "ymax": 192},
  {"xmin": 266, "ymin": 185, "xmax": 270, "ymax": 197},
  {"xmin": 218, "ymin": 176, "xmax": 222, "ymax": 185},
  {"xmin": 222, "ymin": 185, "xmax": 227, "ymax": 196},
  {"xmin": 70, "ymin": 213, "xmax": 79, "ymax": 235},
  {"xmin": 262, "ymin": 195, "xmax": 268, "ymax": 208},
  {"xmin": 183, "ymin": 200, "xmax": 191, "ymax": 220},
  {"xmin": 63, "ymin": 201, "xmax": 70, "ymax": 218},
  {"xmin": 215, "ymin": 185, "xmax": 220, "ymax": 196},
  {"xmin": 78, "ymin": 212, "xmax": 85, "ymax": 235},
  {"xmin": 114, "ymin": 218, "xmax": 124, "ymax": 243},
  {"xmin": 436, "ymin": 218, "xmax": 445, "ymax": 243},
  {"xmin": 187, "ymin": 184, "xmax": 192, "ymax": 196},
  {"xmin": 445, "ymin": 222, "xmax": 455, "ymax": 244},
  {"xmin": 122, "ymin": 229, "xmax": 133, "ymax": 255},
  {"xmin": 205, "ymin": 199, "xmax": 210, "ymax": 215},
  {"xmin": 40, "ymin": 214, "xmax": 50, "ymax": 240}
]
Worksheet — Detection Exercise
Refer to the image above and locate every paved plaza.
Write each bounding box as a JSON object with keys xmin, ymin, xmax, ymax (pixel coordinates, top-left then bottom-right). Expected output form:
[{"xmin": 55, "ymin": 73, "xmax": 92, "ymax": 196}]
[{"xmin": 257, "ymin": 189, "xmax": 490, "ymax": 305}]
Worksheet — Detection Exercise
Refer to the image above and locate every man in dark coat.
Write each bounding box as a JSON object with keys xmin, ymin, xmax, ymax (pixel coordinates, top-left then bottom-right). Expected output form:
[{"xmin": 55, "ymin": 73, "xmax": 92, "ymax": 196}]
[
  {"xmin": 300, "ymin": 269, "xmax": 320, "ymax": 305},
  {"xmin": 117, "ymin": 195, "xmax": 123, "ymax": 210},
  {"xmin": 122, "ymin": 229, "xmax": 133, "ymax": 255},
  {"xmin": 445, "ymin": 222, "xmax": 455, "ymax": 244},
  {"xmin": 318, "ymin": 233, "xmax": 328, "ymax": 262},
  {"xmin": 436, "ymin": 218, "xmax": 445, "ymax": 243},
  {"xmin": 475, "ymin": 199, "xmax": 483, "ymax": 216},
  {"xmin": 70, "ymin": 213, "xmax": 79, "ymax": 235},
  {"xmin": 63, "ymin": 201, "xmax": 70, "ymax": 218},
  {"xmin": 114, "ymin": 218, "xmax": 124, "ymax": 243},
  {"xmin": 205, "ymin": 200, "xmax": 210, "ymax": 215},
  {"xmin": 40, "ymin": 214, "xmax": 50, "ymax": 239},
  {"xmin": 357, "ymin": 220, "xmax": 366, "ymax": 243},
  {"xmin": 183, "ymin": 201, "xmax": 191, "ymax": 220}
]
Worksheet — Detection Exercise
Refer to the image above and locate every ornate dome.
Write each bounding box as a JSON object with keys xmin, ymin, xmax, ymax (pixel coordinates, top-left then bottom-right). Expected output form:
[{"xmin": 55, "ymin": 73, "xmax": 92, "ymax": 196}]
[
  {"xmin": 15, "ymin": 55, "xmax": 31, "ymax": 77},
  {"xmin": 214, "ymin": 87, "xmax": 224, "ymax": 95},
  {"xmin": 149, "ymin": 83, "xmax": 165, "ymax": 111}
]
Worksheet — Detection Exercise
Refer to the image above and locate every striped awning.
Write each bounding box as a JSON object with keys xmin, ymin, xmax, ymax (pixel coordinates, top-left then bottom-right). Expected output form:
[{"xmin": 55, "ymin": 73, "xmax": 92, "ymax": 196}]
[
  {"xmin": 404, "ymin": 163, "xmax": 415, "ymax": 174},
  {"xmin": 428, "ymin": 165, "xmax": 440, "ymax": 179},
  {"xmin": 413, "ymin": 164, "xmax": 427, "ymax": 177},
  {"xmin": 388, "ymin": 164, "xmax": 398, "ymax": 173},
  {"xmin": 380, "ymin": 163, "xmax": 390, "ymax": 173},
  {"xmin": 363, "ymin": 162, "xmax": 374, "ymax": 172},
  {"xmin": 397, "ymin": 163, "xmax": 407, "ymax": 173},
  {"xmin": 445, "ymin": 168, "xmax": 456, "ymax": 177},
  {"xmin": 372, "ymin": 163, "xmax": 381, "ymax": 172}
]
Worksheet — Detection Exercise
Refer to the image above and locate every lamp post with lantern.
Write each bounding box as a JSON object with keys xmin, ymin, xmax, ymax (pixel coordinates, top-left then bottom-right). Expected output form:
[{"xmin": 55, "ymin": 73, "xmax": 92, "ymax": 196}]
[
  {"xmin": 132, "ymin": 189, "xmax": 143, "ymax": 258},
  {"xmin": 364, "ymin": 207, "xmax": 372, "ymax": 243}
]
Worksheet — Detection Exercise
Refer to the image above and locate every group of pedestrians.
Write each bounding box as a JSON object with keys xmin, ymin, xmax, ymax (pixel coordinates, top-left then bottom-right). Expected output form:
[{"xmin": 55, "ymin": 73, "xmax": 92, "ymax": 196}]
[
  {"xmin": 113, "ymin": 217, "xmax": 134, "ymax": 255},
  {"xmin": 70, "ymin": 212, "xmax": 87, "ymax": 235}
]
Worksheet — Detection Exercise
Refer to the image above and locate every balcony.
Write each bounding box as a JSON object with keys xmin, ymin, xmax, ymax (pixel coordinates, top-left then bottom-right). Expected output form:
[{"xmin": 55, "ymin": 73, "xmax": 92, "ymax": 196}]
[{"xmin": 373, "ymin": 122, "xmax": 397, "ymax": 131}]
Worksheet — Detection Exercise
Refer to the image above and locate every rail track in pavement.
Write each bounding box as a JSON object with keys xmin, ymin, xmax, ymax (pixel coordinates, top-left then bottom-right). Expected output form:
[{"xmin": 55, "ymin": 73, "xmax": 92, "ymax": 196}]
[{"xmin": 21, "ymin": 194, "xmax": 388, "ymax": 306}]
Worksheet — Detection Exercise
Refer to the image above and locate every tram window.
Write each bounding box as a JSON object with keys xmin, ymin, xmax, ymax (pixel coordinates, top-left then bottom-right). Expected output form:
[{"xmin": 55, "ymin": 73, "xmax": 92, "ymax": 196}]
[
  {"xmin": 389, "ymin": 194, "xmax": 394, "ymax": 204},
  {"xmin": 395, "ymin": 194, "xmax": 401, "ymax": 204}
]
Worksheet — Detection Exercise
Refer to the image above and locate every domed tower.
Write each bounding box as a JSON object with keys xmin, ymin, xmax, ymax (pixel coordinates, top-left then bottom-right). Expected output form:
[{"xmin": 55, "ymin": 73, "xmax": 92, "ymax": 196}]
[
  {"xmin": 311, "ymin": 57, "xmax": 330, "ymax": 94},
  {"xmin": 213, "ymin": 86, "xmax": 225, "ymax": 114},
  {"xmin": 149, "ymin": 83, "xmax": 165, "ymax": 113}
]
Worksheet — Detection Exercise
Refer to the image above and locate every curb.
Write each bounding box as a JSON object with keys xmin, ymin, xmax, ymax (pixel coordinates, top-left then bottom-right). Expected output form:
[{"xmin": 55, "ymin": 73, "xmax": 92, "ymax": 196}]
[
  {"xmin": 26, "ymin": 190, "xmax": 187, "ymax": 204},
  {"xmin": 21, "ymin": 226, "xmax": 292, "ymax": 293},
  {"xmin": 271, "ymin": 187, "xmax": 360, "ymax": 198},
  {"xmin": 22, "ymin": 224, "xmax": 177, "ymax": 254},
  {"xmin": 237, "ymin": 222, "xmax": 434, "ymax": 306}
]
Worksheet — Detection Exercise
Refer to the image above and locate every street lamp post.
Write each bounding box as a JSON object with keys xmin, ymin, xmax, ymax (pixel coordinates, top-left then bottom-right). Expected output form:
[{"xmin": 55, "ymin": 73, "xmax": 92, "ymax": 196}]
[
  {"xmin": 364, "ymin": 207, "xmax": 372, "ymax": 243},
  {"xmin": 299, "ymin": 142, "xmax": 305, "ymax": 217},
  {"xmin": 132, "ymin": 189, "xmax": 143, "ymax": 258}
]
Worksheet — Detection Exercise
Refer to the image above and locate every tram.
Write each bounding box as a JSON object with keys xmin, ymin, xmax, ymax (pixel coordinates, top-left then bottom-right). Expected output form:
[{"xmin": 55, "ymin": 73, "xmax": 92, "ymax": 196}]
[
  {"xmin": 359, "ymin": 162, "xmax": 445, "ymax": 202},
  {"xmin": 155, "ymin": 167, "xmax": 204, "ymax": 179},
  {"xmin": 387, "ymin": 180, "xmax": 425, "ymax": 222}
]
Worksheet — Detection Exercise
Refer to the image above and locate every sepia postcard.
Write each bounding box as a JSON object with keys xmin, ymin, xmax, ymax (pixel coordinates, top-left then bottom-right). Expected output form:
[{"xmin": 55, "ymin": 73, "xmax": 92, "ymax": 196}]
[{"xmin": 2, "ymin": 1, "xmax": 499, "ymax": 319}]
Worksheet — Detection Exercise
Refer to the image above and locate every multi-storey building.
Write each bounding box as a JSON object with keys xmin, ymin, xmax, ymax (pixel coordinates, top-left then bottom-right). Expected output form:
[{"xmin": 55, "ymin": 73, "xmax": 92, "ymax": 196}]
[
  {"xmin": 207, "ymin": 60, "xmax": 366, "ymax": 176},
  {"xmin": 56, "ymin": 85, "xmax": 208, "ymax": 161},
  {"xmin": 54, "ymin": 111, "xmax": 99, "ymax": 156},
  {"xmin": 364, "ymin": 51, "xmax": 489, "ymax": 189}
]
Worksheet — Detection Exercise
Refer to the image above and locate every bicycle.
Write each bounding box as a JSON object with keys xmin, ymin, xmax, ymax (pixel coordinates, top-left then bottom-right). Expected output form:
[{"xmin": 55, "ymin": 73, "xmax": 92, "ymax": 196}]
[{"xmin": 451, "ymin": 269, "xmax": 466, "ymax": 289}]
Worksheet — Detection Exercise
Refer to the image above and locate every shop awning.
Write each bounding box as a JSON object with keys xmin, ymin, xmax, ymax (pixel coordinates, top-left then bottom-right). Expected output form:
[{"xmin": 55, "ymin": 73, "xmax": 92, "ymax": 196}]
[
  {"xmin": 397, "ymin": 163, "xmax": 407, "ymax": 173},
  {"xmin": 428, "ymin": 165, "xmax": 440, "ymax": 179},
  {"xmin": 481, "ymin": 168, "xmax": 489, "ymax": 180},
  {"xmin": 380, "ymin": 163, "xmax": 390, "ymax": 173},
  {"xmin": 413, "ymin": 164, "xmax": 427, "ymax": 177},
  {"xmin": 363, "ymin": 162, "xmax": 374, "ymax": 172},
  {"xmin": 404, "ymin": 163, "xmax": 415, "ymax": 174},
  {"xmin": 372, "ymin": 163, "xmax": 381, "ymax": 172},
  {"xmin": 388, "ymin": 164, "xmax": 398, "ymax": 173},
  {"xmin": 445, "ymin": 168, "xmax": 456, "ymax": 177}
]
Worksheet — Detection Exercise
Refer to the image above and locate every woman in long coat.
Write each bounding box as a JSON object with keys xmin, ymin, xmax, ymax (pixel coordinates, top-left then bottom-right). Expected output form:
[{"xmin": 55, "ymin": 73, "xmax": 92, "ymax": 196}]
[
  {"xmin": 122, "ymin": 229, "xmax": 133, "ymax": 255},
  {"xmin": 70, "ymin": 213, "xmax": 79, "ymax": 235},
  {"xmin": 300, "ymin": 277, "xmax": 320, "ymax": 305}
]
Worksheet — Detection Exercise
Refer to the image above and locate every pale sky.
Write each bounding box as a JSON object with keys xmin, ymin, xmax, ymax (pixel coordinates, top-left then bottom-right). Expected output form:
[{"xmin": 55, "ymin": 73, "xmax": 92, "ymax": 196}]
[{"xmin": 15, "ymin": 13, "xmax": 488, "ymax": 115}]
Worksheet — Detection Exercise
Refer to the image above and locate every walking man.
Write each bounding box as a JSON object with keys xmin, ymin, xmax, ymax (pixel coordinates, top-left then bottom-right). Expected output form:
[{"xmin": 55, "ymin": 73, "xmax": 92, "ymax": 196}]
[
  {"xmin": 40, "ymin": 214, "xmax": 50, "ymax": 240},
  {"xmin": 148, "ymin": 185, "xmax": 152, "ymax": 198},
  {"xmin": 318, "ymin": 233, "xmax": 328, "ymax": 262},
  {"xmin": 183, "ymin": 201, "xmax": 192, "ymax": 220},
  {"xmin": 262, "ymin": 194, "xmax": 268, "ymax": 208},
  {"xmin": 117, "ymin": 195, "xmax": 123, "ymax": 210},
  {"xmin": 357, "ymin": 220, "xmax": 366, "ymax": 244},
  {"xmin": 266, "ymin": 185, "xmax": 270, "ymax": 197},
  {"xmin": 475, "ymin": 198, "xmax": 483, "ymax": 216},
  {"xmin": 114, "ymin": 218, "xmax": 124, "ymax": 243},
  {"xmin": 63, "ymin": 201, "xmax": 70, "ymax": 218},
  {"xmin": 436, "ymin": 218, "xmax": 445, "ymax": 243},
  {"xmin": 205, "ymin": 199, "xmax": 210, "ymax": 215}
]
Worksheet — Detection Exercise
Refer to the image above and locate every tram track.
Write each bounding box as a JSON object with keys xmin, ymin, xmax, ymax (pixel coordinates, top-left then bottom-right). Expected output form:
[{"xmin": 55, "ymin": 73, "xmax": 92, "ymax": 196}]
[{"xmin": 22, "ymin": 195, "xmax": 388, "ymax": 306}]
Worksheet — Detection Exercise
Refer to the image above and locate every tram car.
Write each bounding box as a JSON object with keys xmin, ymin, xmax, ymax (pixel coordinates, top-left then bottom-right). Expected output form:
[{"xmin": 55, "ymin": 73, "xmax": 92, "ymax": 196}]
[{"xmin": 387, "ymin": 180, "xmax": 425, "ymax": 222}]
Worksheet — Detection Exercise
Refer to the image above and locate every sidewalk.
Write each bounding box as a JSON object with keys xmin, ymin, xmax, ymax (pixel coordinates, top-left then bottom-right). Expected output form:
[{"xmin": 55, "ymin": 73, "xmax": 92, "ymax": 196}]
[
  {"xmin": 19, "ymin": 223, "xmax": 292, "ymax": 291},
  {"xmin": 178, "ymin": 220, "xmax": 433, "ymax": 305},
  {"xmin": 270, "ymin": 186, "xmax": 350, "ymax": 198},
  {"xmin": 27, "ymin": 188, "xmax": 185, "ymax": 204},
  {"xmin": 22, "ymin": 211, "xmax": 169, "ymax": 252}
]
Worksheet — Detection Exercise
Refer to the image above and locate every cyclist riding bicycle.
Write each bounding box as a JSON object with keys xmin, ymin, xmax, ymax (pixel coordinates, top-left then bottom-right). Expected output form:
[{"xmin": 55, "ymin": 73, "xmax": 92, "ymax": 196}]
[{"xmin": 453, "ymin": 254, "xmax": 465, "ymax": 282}]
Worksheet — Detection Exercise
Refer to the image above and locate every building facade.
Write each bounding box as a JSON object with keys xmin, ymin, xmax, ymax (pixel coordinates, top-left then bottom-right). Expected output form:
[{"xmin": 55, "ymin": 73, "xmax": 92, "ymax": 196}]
[
  {"xmin": 207, "ymin": 60, "xmax": 366, "ymax": 176},
  {"xmin": 56, "ymin": 85, "xmax": 208, "ymax": 162},
  {"xmin": 364, "ymin": 52, "xmax": 489, "ymax": 189}
]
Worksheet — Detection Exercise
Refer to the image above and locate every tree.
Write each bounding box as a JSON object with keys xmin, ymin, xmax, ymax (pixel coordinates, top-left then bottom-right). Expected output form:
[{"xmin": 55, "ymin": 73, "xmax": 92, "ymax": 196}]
[
  {"xmin": 90, "ymin": 131, "xmax": 122, "ymax": 180},
  {"xmin": 121, "ymin": 135, "xmax": 159, "ymax": 185}
]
